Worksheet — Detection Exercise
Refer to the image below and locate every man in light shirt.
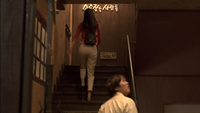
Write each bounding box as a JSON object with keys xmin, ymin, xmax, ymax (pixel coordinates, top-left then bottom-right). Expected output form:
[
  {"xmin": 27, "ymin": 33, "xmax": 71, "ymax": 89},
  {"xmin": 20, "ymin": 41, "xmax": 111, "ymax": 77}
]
[{"xmin": 98, "ymin": 74, "xmax": 138, "ymax": 113}]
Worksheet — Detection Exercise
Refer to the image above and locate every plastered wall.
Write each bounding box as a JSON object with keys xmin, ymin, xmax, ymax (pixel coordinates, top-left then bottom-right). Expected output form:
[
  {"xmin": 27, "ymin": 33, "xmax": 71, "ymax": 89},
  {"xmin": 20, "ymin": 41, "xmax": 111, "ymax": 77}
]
[
  {"xmin": 31, "ymin": 81, "xmax": 45, "ymax": 113},
  {"xmin": 52, "ymin": 9, "xmax": 68, "ymax": 90}
]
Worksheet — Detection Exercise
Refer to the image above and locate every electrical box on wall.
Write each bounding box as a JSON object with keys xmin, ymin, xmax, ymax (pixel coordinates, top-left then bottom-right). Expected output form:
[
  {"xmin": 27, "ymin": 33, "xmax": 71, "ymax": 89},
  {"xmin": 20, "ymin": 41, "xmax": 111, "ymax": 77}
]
[{"xmin": 100, "ymin": 52, "xmax": 117, "ymax": 59}]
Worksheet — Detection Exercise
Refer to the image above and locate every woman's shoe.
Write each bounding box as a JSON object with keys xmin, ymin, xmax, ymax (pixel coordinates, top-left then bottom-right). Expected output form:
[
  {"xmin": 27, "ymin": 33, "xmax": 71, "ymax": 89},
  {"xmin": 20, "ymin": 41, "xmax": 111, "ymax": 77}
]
[
  {"xmin": 87, "ymin": 95, "xmax": 91, "ymax": 101},
  {"xmin": 87, "ymin": 91, "xmax": 92, "ymax": 101},
  {"xmin": 78, "ymin": 86, "xmax": 86, "ymax": 92}
]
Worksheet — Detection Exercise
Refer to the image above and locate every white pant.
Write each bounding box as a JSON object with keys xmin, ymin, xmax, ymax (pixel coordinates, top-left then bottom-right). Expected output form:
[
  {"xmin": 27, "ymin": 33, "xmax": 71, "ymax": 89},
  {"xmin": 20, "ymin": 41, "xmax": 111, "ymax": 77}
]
[{"xmin": 79, "ymin": 44, "xmax": 97, "ymax": 91}]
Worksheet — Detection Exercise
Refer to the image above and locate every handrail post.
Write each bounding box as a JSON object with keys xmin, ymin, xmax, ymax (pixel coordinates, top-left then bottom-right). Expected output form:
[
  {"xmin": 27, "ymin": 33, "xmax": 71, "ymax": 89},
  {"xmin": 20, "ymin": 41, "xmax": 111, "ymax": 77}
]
[{"xmin": 127, "ymin": 35, "xmax": 138, "ymax": 107}]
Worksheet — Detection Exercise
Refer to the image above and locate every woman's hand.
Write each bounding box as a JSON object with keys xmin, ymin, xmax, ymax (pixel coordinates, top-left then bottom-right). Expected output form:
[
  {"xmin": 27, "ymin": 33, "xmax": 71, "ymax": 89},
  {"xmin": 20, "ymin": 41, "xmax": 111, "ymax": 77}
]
[
  {"xmin": 67, "ymin": 47, "xmax": 73, "ymax": 55},
  {"xmin": 68, "ymin": 41, "xmax": 74, "ymax": 55}
]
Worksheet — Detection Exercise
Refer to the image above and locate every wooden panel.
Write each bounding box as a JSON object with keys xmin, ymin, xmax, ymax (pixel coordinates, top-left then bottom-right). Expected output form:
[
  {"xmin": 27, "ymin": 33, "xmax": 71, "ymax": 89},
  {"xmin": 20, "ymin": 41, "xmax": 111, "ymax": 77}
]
[
  {"xmin": 71, "ymin": 4, "xmax": 136, "ymax": 66},
  {"xmin": 63, "ymin": 0, "xmax": 136, "ymax": 4},
  {"xmin": 21, "ymin": 0, "xmax": 36, "ymax": 113},
  {"xmin": 135, "ymin": 10, "xmax": 200, "ymax": 76},
  {"xmin": 1, "ymin": 0, "xmax": 35, "ymax": 113},
  {"xmin": 57, "ymin": 0, "xmax": 66, "ymax": 10},
  {"xmin": 36, "ymin": 0, "xmax": 48, "ymax": 21},
  {"xmin": 58, "ymin": 0, "xmax": 200, "ymax": 10},
  {"xmin": 135, "ymin": 77, "xmax": 163, "ymax": 113},
  {"xmin": 1, "ymin": 1, "xmax": 25, "ymax": 113},
  {"xmin": 163, "ymin": 77, "xmax": 200, "ymax": 103},
  {"xmin": 137, "ymin": 0, "xmax": 200, "ymax": 10},
  {"xmin": 135, "ymin": 76, "xmax": 200, "ymax": 113}
]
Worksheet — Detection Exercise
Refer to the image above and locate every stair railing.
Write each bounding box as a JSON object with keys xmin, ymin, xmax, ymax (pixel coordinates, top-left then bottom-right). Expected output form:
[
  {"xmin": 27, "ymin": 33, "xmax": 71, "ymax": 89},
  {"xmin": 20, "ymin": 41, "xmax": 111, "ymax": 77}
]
[{"xmin": 127, "ymin": 35, "xmax": 138, "ymax": 107}]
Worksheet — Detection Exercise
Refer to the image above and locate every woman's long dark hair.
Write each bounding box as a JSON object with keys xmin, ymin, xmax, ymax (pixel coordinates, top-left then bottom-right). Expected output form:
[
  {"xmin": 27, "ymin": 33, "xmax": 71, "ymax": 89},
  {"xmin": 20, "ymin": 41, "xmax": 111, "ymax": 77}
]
[{"xmin": 82, "ymin": 9, "xmax": 98, "ymax": 32}]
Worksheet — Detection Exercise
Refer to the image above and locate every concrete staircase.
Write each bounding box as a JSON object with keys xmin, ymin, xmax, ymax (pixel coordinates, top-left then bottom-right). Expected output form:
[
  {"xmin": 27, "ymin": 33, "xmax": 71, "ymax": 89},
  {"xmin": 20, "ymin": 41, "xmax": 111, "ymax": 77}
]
[{"xmin": 52, "ymin": 65, "xmax": 128, "ymax": 113}]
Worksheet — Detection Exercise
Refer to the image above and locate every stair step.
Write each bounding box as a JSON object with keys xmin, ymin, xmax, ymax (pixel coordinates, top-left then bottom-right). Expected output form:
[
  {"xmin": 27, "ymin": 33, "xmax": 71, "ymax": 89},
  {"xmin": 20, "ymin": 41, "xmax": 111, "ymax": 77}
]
[
  {"xmin": 64, "ymin": 65, "xmax": 127, "ymax": 73},
  {"xmin": 57, "ymin": 84, "xmax": 106, "ymax": 87},
  {"xmin": 53, "ymin": 92, "xmax": 110, "ymax": 101},
  {"xmin": 59, "ymin": 76, "xmax": 109, "ymax": 84},
  {"xmin": 56, "ymin": 84, "xmax": 106, "ymax": 92},
  {"xmin": 64, "ymin": 71, "xmax": 127, "ymax": 74},
  {"xmin": 53, "ymin": 100, "xmax": 104, "ymax": 104},
  {"xmin": 52, "ymin": 100, "xmax": 104, "ymax": 111},
  {"xmin": 54, "ymin": 91, "xmax": 108, "ymax": 95},
  {"xmin": 62, "ymin": 72, "xmax": 127, "ymax": 78},
  {"xmin": 51, "ymin": 111, "xmax": 98, "ymax": 113}
]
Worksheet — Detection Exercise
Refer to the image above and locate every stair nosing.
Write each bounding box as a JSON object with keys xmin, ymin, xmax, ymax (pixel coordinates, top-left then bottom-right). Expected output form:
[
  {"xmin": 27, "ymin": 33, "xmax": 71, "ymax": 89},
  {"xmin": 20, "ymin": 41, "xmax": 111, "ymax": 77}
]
[
  {"xmin": 54, "ymin": 92, "xmax": 108, "ymax": 95},
  {"xmin": 52, "ymin": 100, "xmax": 105, "ymax": 104},
  {"xmin": 57, "ymin": 84, "xmax": 106, "ymax": 87}
]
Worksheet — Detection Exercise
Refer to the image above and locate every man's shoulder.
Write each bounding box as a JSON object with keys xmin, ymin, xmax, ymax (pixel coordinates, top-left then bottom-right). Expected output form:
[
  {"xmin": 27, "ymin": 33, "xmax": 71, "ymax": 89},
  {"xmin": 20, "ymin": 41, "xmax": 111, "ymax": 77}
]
[
  {"xmin": 120, "ymin": 95, "xmax": 134, "ymax": 102},
  {"xmin": 110, "ymin": 95, "xmax": 133, "ymax": 103},
  {"xmin": 101, "ymin": 94, "xmax": 134, "ymax": 105},
  {"xmin": 124, "ymin": 95, "xmax": 133, "ymax": 100}
]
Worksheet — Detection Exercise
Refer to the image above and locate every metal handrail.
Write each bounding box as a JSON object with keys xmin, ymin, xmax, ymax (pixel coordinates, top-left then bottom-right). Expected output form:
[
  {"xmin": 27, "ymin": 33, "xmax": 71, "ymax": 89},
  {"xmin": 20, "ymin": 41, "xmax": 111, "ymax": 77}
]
[{"xmin": 127, "ymin": 35, "xmax": 138, "ymax": 106}]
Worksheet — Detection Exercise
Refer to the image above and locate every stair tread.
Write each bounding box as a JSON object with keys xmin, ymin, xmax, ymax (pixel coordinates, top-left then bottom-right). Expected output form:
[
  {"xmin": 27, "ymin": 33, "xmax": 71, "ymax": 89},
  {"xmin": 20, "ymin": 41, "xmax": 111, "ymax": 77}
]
[
  {"xmin": 57, "ymin": 84, "xmax": 106, "ymax": 86},
  {"xmin": 54, "ymin": 92, "xmax": 108, "ymax": 95},
  {"xmin": 52, "ymin": 111, "xmax": 98, "ymax": 113},
  {"xmin": 64, "ymin": 65, "xmax": 127, "ymax": 73},
  {"xmin": 52, "ymin": 100, "xmax": 105, "ymax": 104},
  {"xmin": 65, "ymin": 70, "xmax": 127, "ymax": 71},
  {"xmin": 64, "ymin": 65, "xmax": 126, "ymax": 68},
  {"xmin": 61, "ymin": 76, "xmax": 110, "ymax": 79}
]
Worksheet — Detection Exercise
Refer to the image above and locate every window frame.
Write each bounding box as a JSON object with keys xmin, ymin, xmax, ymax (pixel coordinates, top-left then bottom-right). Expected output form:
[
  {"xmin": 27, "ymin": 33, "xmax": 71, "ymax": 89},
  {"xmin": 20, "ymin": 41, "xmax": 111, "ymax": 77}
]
[{"xmin": 32, "ymin": 11, "xmax": 47, "ymax": 86}]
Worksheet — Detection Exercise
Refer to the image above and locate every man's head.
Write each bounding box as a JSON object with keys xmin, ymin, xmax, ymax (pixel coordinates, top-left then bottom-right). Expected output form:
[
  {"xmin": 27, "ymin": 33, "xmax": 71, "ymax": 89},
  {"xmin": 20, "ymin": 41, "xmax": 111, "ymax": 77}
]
[{"xmin": 106, "ymin": 74, "xmax": 130, "ymax": 97}]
